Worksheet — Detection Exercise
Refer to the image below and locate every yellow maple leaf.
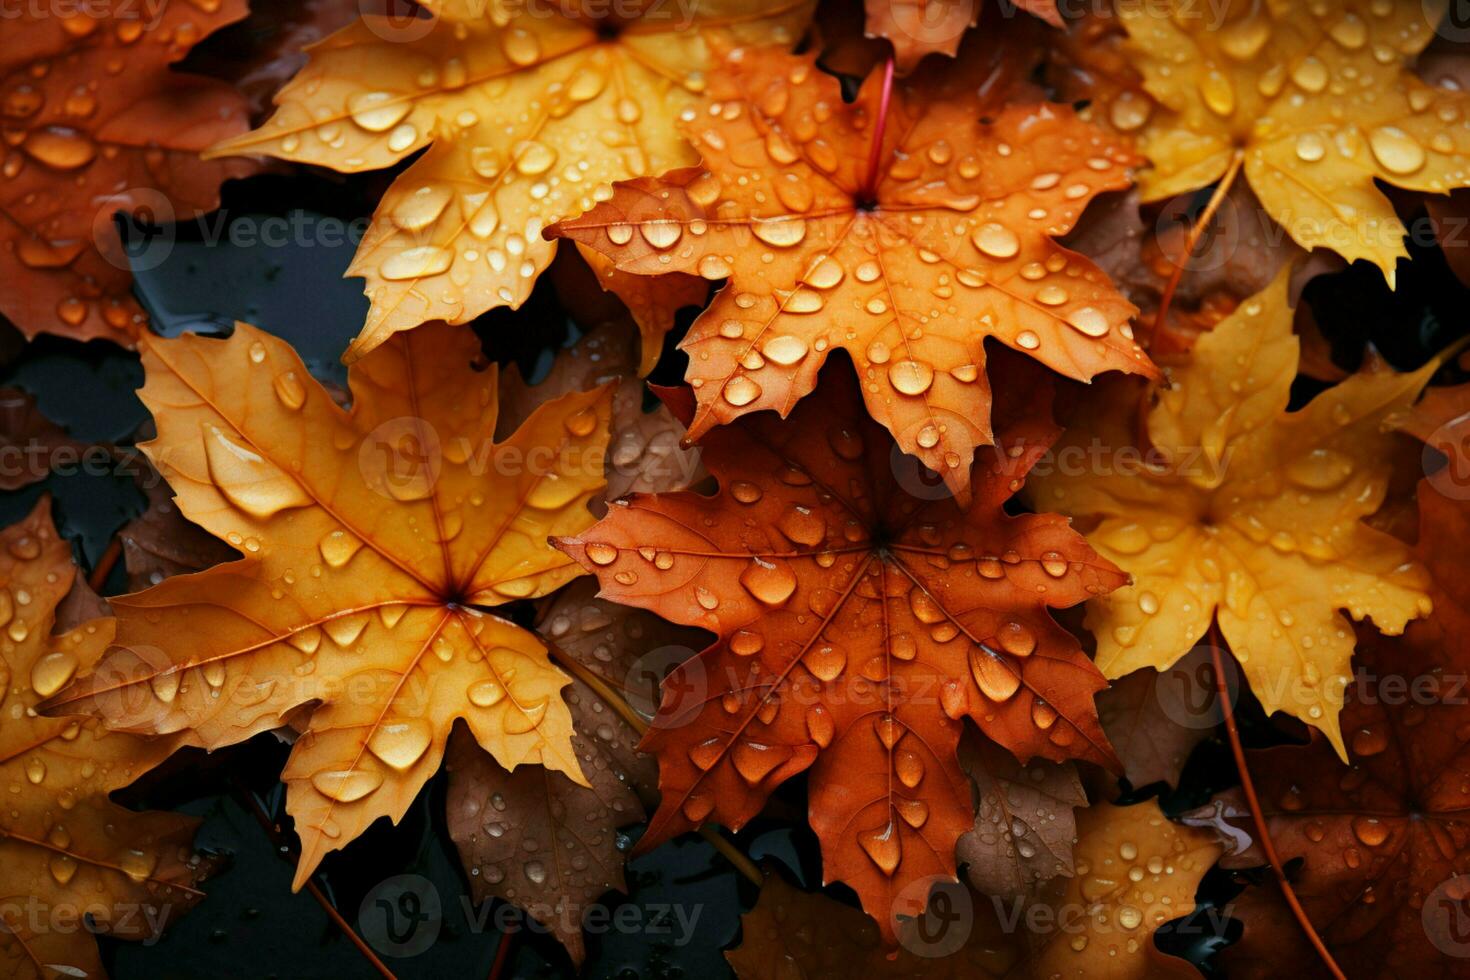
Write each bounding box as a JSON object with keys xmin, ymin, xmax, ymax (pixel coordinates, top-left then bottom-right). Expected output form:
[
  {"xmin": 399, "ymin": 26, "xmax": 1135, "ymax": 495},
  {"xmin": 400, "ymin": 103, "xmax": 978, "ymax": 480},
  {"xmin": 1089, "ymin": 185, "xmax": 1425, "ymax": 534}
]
[
  {"xmin": 206, "ymin": 0, "xmax": 814, "ymax": 363},
  {"xmin": 0, "ymin": 500, "xmax": 213, "ymax": 978},
  {"xmin": 1116, "ymin": 0, "xmax": 1469, "ymax": 283},
  {"xmin": 1028, "ymin": 268, "xmax": 1434, "ymax": 757},
  {"xmin": 44, "ymin": 321, "xmax": 612, "ymax": 888}
]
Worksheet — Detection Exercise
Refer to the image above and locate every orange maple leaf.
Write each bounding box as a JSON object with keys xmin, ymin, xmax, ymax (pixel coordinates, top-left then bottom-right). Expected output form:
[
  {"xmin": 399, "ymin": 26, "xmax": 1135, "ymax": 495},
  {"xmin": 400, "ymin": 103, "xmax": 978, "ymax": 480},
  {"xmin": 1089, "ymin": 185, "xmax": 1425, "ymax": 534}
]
[
  {"xmin": 0, "ymin": 500, "xmax": 214, "ymax": 979},
  {"xmin": 551, "ymin": 44, "xmax": 1156, "ymax": 499},
  {"xmin": 555, "ymin": 363, "xmax": 1124, "ymax": 941},
  {"xmin": 1, "ymin": 3, "xmax": 257, "ymax": 345},
  {"xmin": 44, "ymin": 321, "xmax": 613, "ymax": 889}
]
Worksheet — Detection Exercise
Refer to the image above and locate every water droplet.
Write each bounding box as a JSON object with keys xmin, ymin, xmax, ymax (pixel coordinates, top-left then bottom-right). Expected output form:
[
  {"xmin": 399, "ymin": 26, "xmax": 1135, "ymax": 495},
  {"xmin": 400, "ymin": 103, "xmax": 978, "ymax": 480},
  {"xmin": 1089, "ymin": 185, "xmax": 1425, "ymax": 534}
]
[
  {"xmin": 740, "ymin": 558, "xmax": 796, "ymax": 605},
  {"xmin": 972, "ymin": 222, "xmax": 1020, "ymax": 259},
  {"xmin": 311, "ymin": 768, "xmax": 383, "ymax": 802},
  {"xmin": 585, "ymin": 542, "xmax": 618, "ymax": 565},
  {"xmin": 368, "ymin": 719, "xmax": 432, "ymax": 770},
  {"xmin": 889, "ymin": 360, "xmax": 934, "ymax": 396},
  {"xmin": 722, "ymin": 376, "xmax": 762, "ymax": 407},
  {"xmin": 1369, "ymin": 126, "xmax": 1426, "ymax": 175}
]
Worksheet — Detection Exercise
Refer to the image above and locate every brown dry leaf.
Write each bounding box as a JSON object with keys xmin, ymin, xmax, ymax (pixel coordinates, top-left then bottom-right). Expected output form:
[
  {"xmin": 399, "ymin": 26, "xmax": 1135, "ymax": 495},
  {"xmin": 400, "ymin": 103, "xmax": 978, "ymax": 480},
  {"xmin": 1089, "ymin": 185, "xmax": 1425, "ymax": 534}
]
[
  {"xmin": 726, "ymin": 799, "xmax": 1220, "ymax": 976},
  {"xmin": 44, "ymin": 321, "xmax": 613, "ymax": 889},
  {"xmin": 0, "ymin": 499, "xmax": 214, "ymax": 979},
  {"xmin": 121, "ymin": 469, "xmax": 240, "ymax": 591},
  {"xmin": 1115, "ymin": 0, "xmax": 1470, "ymax": 282},
  {"xmin": 956, "ymin": 733, "xmax": 1085, "ymax": 902},
  {"xmin": 1, "ymin": 2, "xmax": 257, "ymax": 344},
  {"xmin": 535, "ymin": 577, "xmax": 710, "ymax": 741},
  {"xmin": 1096, "ymin": 650, "xmax": 1216, "ymax": 791},
  {"xmin": 0, "ymin": 387, "xmax": 86, "ymax": 491},
  {"xmin": 207, "ymin": 0, "xmax": 815, "ymax": 363},
  {"xmin": 552, "ymin": 44, "xmax": 1155, "ymax": 499},
  {"xmin": 446, "ymin": 575, "xmax": 707, "ymax": 964},
  {"xmin": 444, "ymin": 688, "xmax": 643, "ymax": 966},
  {"xmin": 555, "ymin": 364, "xmax": 1125, "ymax": 941},
  {"xmin": 498, "ymin": 321, "xmax": 704, "ymax": 507}
]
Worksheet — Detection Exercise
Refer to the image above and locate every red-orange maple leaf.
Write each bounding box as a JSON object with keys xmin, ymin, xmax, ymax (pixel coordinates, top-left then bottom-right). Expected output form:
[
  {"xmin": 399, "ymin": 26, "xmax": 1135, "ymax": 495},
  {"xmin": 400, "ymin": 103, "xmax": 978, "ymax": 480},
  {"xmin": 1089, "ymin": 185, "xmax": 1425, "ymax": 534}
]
[
  {"xmin": 1, "ymin": 3, "xmax": 257, "ymax": 344},
  {"xmin": 555, "ymin": 362, "xmax": 1124, "ymax": 941},
  {"xmin": 550, "ymin": 44, "xmax": 1156, "ymax": 499}
]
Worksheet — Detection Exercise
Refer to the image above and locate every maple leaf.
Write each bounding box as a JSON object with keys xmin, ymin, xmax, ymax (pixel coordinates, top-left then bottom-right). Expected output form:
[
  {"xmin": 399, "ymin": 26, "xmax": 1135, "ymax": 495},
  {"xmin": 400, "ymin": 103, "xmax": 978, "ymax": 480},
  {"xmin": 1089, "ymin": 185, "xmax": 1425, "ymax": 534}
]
[
  {"xmin": 1113, "ymin": 0, "xmax": 1470, "ymax": 283},
  {"xmin": 551, "ymin": 44, "xmax": 1156, "ymax": 499},
  {"xmin": 1218, "ymin": 619, "xmax": 1470, "ymax": 978},
  {"xmin": 0, "ymin": 3, "xmax": 257, "ymax": 345},
  {"xmin": 42, "ymin": 320, "xmax": 614, "ymax": 888},
  {"xmin": 725, "ymin": 799, "xmax": 1221, "ymax": 978},
  {"xmin": 0, "ymin": 499, "xmax": 214, "ymax": 979},
  {"xmin": 555, "ymin": 363, "xmax": 1125, "ymax": 941},
  {"xmin": 206, "ymin": 0, "xmax": 815, "ymax": 363},
  {"xmin": 865, "ymin": 0, "xmax": 1063, "ymax": 75},
  {"xmin": 1029, "ymin": 267, "xmax": 1435, "ymax": 758},
  {"xmin": 956, "ymin": 733, "xmax": 1086, "ymax": 901},
  {"xmin": 447, "ymin": 578, "xmax": 708, "ymax": 964}
]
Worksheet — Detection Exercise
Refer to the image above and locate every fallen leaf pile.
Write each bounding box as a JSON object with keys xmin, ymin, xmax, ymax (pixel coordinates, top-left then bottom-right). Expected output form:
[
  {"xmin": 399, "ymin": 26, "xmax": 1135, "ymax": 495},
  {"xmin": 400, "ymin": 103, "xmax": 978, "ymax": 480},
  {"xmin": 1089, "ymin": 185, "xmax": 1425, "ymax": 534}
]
[{"xmin": 5, "ymin": 0, "xmax": 1470, "ymax": 976}]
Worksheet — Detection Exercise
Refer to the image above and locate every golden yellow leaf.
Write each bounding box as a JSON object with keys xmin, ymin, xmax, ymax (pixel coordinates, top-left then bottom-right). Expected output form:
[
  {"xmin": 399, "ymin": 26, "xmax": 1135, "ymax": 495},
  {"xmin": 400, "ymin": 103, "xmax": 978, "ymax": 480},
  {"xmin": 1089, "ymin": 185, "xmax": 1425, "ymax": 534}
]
[
  {"xmin": 1028, "ymin": 268, "xmax": 1434, "ymax": 758},
  {"xmin": 0, "ymin": 500, "xmax": 213, "ymax": 979},
  {"xmin": 207, "ymin": 0, "xmax": 814, "ymax": 362},
  {"xmin": 44, "ymin": 321, "xmax": 613, "ymax": 889},
  {"xmin": 1115, "ymin": 0, "xmax": 1469, "ymax": 282}
]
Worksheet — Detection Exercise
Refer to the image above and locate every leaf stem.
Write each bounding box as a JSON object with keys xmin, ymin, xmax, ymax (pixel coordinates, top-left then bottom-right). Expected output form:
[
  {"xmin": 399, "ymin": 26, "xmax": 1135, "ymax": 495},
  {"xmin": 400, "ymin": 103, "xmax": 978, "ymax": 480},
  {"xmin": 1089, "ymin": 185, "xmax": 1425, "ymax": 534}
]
[
  {"xmin": 1206, "ymin": 627, "xmax": 1345, "ymax": 980},
  {"xmin": 545, "ymin": 638, "xmax": 765, "ymax": 887},
  {"xmin": 1155, "ymin": 148, "xmax": 1246, "ymax": 336},
  {"xmin": 860, "ymin": 56, "xmax": 897, "ymax": 204},
  {"xmin": 87, "ymin": 536, "xmax": 123, "ymax": 593},
  {"xmin": 232, "ymin": 780, "xmax": 399, "ymax": 980},
  {"xmin": 486, "ymin": 923, "xmax": 516, "ymax": 980}
]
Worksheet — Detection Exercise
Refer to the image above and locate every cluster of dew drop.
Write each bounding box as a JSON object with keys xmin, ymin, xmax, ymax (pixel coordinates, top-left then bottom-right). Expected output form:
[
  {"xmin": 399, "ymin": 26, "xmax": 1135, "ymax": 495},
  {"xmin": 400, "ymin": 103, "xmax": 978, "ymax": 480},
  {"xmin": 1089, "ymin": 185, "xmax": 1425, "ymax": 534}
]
[
  {"xmin": 591, "ymin": 70, "xmax": 1149, "ymax": 457},
  {"xmin": 969, "ymin": 764, "xmax": 1075, "ymax": 883},
  {"xmin": 1063, "ymin": 815, "xmax": 1206, "ymax": 958},
  {"xmin": 0, "ymin": 520, "xmax": 193, "ymax": 894},
  {"xmin": 1, "ymin": 13, "xmax": 221, "ymax": 333},
  {"xmin": 580, "ymin": 419, "xmax": 1125, "ymax": 875},
  {"xmin": 1130, "ymin": 2, "xmax": 1466, "ymax": 192},
  {"xmin": 282, "ymin": 17, "xmax": 731, "ymax": 317}
]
